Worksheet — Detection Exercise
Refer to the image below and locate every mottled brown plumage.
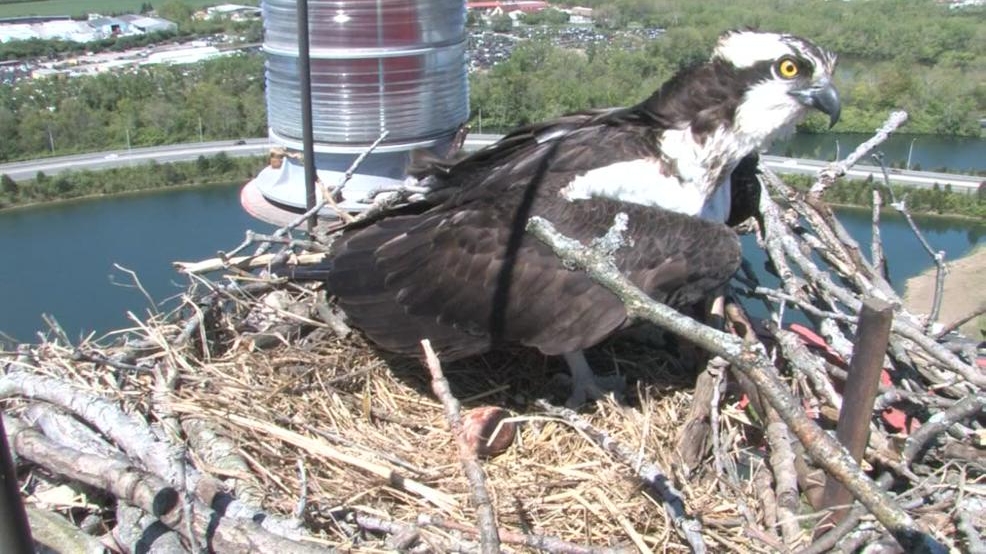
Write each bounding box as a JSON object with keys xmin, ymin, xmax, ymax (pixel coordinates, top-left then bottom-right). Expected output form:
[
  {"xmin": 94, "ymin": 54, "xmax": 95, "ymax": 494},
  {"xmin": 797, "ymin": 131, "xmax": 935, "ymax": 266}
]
[
  {"xmin": 318, "ymin": 31, "xmax": 839, "ymax": 399},
  {"xmin": 328, "ymin": 117, "xmax": 741, "ymax": 360}
]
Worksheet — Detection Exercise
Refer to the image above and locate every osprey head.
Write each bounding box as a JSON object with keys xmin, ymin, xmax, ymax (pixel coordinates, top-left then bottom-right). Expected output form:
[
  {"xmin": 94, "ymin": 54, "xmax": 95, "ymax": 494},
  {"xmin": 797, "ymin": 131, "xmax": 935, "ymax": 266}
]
[{"xmin": 713, "ymin": 31, "xmax": 840, "ymax": 141}]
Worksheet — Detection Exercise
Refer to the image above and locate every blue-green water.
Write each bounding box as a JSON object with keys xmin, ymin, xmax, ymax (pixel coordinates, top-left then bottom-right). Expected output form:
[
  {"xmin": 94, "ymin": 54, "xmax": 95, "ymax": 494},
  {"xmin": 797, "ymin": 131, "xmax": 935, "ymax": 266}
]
[
  {"xmin": 772, "ymin": 132, "xmax": 986, "ymax": 173},
  {"xmin": 0, "ymin": 185, "xmax": 272, "ymax": 345},
  {"xmin": 0, "ymin": 184, "xmax": 983, "ymax": 346}
]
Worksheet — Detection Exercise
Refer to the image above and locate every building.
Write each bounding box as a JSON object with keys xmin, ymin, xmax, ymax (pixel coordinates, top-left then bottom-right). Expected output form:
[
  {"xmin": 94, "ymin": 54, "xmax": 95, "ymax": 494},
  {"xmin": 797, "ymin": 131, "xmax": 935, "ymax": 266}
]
[
  {"xmin": 204, "ymin": 4, "xmax": 262, "ymax": 20},
  {"xmin": 118, "ymin": 15, "xmax": 178, "ymax": 34},
  {"xmin": 87, "ymin": 16, "xmax": 133, "ymax": 37},
  {"xmin": 0, "ymin": 14, "xmax": 177, "ymax": 44},
  {"xmin": 0, "ymin": 19, "xmax": 100, "ymax": 43},
  {"xmin": 466, "ymin": 1, "xmax": 549, "ymax": 14}
]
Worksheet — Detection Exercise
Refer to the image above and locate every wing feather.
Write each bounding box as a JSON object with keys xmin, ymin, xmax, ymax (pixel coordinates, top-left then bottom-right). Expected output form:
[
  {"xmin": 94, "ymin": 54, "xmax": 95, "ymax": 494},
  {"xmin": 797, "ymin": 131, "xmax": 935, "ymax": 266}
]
[{"xmin": 326, "ymin": 110, "xmax": 741, "ymax": 360}]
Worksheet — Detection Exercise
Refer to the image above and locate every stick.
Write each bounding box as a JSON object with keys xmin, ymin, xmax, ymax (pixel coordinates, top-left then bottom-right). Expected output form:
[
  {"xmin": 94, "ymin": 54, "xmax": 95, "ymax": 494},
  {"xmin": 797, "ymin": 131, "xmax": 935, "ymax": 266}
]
[
  {"xmin": 901, "ymin": 394, "xmax": 984, "ymax": 464},
  {"xmin": 172, "ymin": 406, "xmax": 458, "ymax": 512},
  {"xmin": 871, "ymin": 154, "xmax": 948, "ymax": 331},
  {"xmin": 811, "ymin": 111, "xmax": 908, "ymax": 198},
  {"xmin": 0, "ymin": 415, "xmax": 33, "ymax": 554},
  {"xmin": 420, "ymin": 339, "xmax": 500, "ymax": 554},
  {"xmin": 766, "ymin": 409, "xmax": 803, "ymax": 548},
  {"xmin": 174, "ymin": 252, "xmax": 327, "ymax": 275},
  {"xmin": 535, "ymin": 399, "xmax": 706, "ymax": 554},
  {"xmin": 933, "ymin": 303, "xmax": 986, "ymax": 339},
  {"xmin": 819, "ymin": 297, "xmax": 894, "ymax": 532},
  {"xmin": 871, "ymin": 187, "xmax": 886, "ymax": 279},
  {"xmin": 5, "ymin": 415, "xmax": 179, "ymax": 518},
  {"xmin": 253, "ymin": 130, "xmax": 390, "ymax": 256},
  {"xmin": 0, "ymin": 370, "xmax": 182, "ymax": 483}
]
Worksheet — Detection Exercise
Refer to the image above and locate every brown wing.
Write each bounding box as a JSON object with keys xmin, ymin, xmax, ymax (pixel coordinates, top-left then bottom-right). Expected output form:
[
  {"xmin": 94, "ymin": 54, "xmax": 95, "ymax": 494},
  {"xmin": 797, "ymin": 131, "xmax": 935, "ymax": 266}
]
[{"xmin": 326, "ymin": 111, "xmax": 741, "ymax": 360}]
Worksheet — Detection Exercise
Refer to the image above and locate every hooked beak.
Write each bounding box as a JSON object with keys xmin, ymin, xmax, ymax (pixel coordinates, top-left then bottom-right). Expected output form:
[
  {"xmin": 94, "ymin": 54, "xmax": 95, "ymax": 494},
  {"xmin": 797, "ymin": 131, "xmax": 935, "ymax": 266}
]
[{"xmin": 790, "ymin": 80, "xmax": 841, "ymax": 128}]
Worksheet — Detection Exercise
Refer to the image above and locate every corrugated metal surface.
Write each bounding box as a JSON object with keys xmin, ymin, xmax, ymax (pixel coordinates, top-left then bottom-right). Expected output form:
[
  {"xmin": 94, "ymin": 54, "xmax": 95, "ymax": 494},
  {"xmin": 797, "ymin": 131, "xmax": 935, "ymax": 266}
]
[{"xmin": 262, "ymin": 0, "xmax": 469, "ymax": 147}]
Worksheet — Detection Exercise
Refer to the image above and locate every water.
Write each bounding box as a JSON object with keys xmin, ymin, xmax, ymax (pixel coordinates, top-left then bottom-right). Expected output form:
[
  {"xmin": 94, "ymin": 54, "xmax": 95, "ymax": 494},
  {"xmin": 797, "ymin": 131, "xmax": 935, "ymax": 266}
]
[
  {"xmin": 0, "ymin": 184, "xmax": 272, "ymax": 345},
  {"xmin": 740, "ymin": 208, "xmax": 985, "ymax": 314},
  {"xmin": 0, "ymin": 184, "xmax": 983, "ymax": 346},
  {"xmin": 772, "ymin": 132, "xmax": 986, "ymax": 174}
]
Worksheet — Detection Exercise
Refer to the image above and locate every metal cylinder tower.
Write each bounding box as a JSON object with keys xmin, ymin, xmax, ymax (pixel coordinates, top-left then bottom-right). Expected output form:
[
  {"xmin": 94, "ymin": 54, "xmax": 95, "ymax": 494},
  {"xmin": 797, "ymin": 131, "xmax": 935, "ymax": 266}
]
[{"xmin": 249, "ymin": 0, "xmax": 469, "ymax": 218}]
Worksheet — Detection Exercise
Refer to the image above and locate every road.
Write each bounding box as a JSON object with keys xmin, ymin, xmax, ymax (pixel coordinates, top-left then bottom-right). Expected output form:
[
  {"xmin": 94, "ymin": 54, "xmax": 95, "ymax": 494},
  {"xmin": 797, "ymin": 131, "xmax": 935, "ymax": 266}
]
[
  {"xmin": 0, "ymin": 139, "xmax": 272, "ymax": 182},
  {"xmin": 464, "ymin": 134, "xmax": 982, "ymax": 192},
  {"xmin": 1, "ymin": 136, "xmax": 981, "ymax": 193}
]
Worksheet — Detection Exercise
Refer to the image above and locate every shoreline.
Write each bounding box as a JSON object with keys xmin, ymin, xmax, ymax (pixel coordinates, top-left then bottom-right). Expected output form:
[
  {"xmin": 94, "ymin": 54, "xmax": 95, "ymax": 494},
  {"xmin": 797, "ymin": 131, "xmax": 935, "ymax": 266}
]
[
  {"xmin": 0, "ymin": 180, "xmax": 246, "ymax": 213},
  {"xmin": 903, "ymin": 244, "xmax": 986, "ymax": 339}
]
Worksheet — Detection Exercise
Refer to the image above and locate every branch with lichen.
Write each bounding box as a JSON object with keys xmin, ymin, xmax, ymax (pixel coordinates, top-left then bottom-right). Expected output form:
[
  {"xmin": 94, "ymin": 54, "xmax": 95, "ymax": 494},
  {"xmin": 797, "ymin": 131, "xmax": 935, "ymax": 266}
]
[{"xmin": 526, "ymin": 214, "xmax": 943, "ymax": 553}]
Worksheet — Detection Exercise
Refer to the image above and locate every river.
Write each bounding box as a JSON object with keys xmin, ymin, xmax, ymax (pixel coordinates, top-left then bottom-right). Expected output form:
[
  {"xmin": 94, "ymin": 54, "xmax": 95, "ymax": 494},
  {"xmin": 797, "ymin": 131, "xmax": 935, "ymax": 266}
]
[
  {"xmin": 771, "ymin": 132, "xmax": 986, "ymax": 173},
  {"xmin": 0, "ymin": 183, "xmax": 983, "ymax": 347}
]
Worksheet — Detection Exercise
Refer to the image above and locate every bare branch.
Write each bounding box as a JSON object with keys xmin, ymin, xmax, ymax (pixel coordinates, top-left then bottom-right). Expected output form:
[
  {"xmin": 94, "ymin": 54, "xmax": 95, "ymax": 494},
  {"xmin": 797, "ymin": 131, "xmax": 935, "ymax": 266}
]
[
  {"xmin": 420, "ymin": 339, "xmax": 500, "ymax": 554},
  {"xmin": 811, "ymin": 111, "xmax": 908, "ymax": 198},
  {"xmin": 526, "ymin": 215, "xmax": 944, "ymax": 553}
]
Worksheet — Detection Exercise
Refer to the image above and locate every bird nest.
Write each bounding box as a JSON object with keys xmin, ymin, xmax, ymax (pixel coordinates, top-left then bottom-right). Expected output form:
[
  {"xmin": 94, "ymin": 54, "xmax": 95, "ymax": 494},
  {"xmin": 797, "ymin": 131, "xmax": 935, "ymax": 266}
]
[
  {"xmin": 2, "ymin": 112, "xmax": 984, "ymax": 553},
  {"xmin": 4, "ymin": 283, "xmax": 766, "ymax": 552}
]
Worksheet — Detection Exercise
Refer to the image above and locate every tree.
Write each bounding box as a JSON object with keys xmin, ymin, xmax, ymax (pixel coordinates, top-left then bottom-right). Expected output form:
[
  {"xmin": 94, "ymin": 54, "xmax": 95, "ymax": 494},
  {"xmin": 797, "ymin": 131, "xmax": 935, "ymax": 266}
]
[
  {"xmin": 1, "ymin": 174, "xmax": 18, "ymax": 196},
  {"xmin": 157, "ymin": 0, "xmax": 194, "ymax": 25},
  {"xmin": 490, "ymin": 14, "xmax": 513, "ymax": 33}
]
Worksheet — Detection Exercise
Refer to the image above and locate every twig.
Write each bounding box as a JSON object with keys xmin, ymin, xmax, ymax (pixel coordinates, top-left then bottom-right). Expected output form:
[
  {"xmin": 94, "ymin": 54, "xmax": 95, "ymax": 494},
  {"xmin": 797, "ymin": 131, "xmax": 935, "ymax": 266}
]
[
  {"xmin": 901, "ymin": 394, "xmax": 984, "ymax": 464},
  {"xmin": 526, "ymin": 214, "xmax": 943, "ymax": 553},
  {"xmin": 111, "ymin": 264, "xmax": 160, "ymax": 316},
  {"xmin": 174, "ymin": 252, "xmax": 326, "ymax": 275},
  {"xmin": 170, "ymin": 405, "xmax": 459, "ymax": 512},
  {"xmin": 294, "ymin": 458, "xmax": 308, "ymax": 520},
  {"xmin": 871, "ymin": 186, "xmax": 886, "ymax": 279},
  {"xmin": 811, "ymin": 111, "xmax": 908, "ymax": 198},
  {"xmin": 420, "ymin": 339, "xmax": 500, "ymax": 554},
  {"xmin": 593, "ymin": 488, "xmax": 654, "ymax": 554},
  {"xmin": 535, "ymin": 399, "xmax": 706, "ymax": 554},
  {"xmin": 329, "ymin": 130, "xmax": 391, "ymax": 202},
  {"xmin": 765, "ymin": 408, "xmax": 803, "ymax": 548},
  {"xmin": 933, "ymin": 303, "xmax": 986, "ymax": 339},
  {"xmin": 872, "ymin": 153, "xmax": 948, "ymax": 331},
  {"xmin": 773, "ymin": 329, "xmax": 842, "ymax": 410},
  {"xmin": 424, "ymin": 512, "xmax": 627, "ymax": 554},
  {"xmin": 253, "ymin": 130, "xmax": 390, "ymax": 256}
]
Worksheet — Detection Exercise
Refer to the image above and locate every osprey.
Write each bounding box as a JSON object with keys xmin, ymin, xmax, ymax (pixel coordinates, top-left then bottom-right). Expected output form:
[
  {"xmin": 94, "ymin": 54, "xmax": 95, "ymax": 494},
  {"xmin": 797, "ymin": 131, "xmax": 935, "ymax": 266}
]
[{"xmin": 323, "ymin": 31, "xmax": 840, "ymax": 404}]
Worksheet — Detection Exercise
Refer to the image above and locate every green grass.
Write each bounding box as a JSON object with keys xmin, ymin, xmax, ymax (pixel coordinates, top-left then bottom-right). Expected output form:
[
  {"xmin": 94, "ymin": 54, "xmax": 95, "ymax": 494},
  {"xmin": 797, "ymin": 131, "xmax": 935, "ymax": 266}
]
[{"xmin": 0, "ymin": 0, "xmax": 257, "ymax": 18}]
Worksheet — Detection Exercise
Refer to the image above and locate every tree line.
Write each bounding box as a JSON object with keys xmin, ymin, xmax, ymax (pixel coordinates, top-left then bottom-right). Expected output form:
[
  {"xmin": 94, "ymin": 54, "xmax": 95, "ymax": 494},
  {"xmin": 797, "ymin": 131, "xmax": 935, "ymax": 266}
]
[
  {"xmin": 470, "ymin": 0, "xmax": 985, "ymax": 136},
  {"xmin": 782, "ymin": 173, "xmax": 986, "ymax": 220},
  {"xmin": 0, "ymin": 53, "xmax": 267, "ymax": 162},
  {"xmin": 0, "ymin": 0, "xmax": 981, "ymax": 166},
  {"xmin": 0, "ymin": 153, "xmax": 266, "ymax": 209}
]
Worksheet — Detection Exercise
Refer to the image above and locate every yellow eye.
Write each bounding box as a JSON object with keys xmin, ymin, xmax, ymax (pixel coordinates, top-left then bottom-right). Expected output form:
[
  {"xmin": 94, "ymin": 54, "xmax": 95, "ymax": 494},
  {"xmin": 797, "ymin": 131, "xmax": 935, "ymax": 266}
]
[{"xmin": 777, "ymin": 58, "xmax": 799, "ymax": 79}]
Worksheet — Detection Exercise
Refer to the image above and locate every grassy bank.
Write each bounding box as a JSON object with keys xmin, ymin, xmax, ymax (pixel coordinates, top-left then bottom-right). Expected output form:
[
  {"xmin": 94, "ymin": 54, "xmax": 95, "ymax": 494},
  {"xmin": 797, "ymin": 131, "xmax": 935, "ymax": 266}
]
[
  {"xmin": 0, "ymin": 153, "xmax": 266, "ymax": 210},
  {"xmin": 784, "ymin": 174, "xmax": 986, "ymax": 219}
]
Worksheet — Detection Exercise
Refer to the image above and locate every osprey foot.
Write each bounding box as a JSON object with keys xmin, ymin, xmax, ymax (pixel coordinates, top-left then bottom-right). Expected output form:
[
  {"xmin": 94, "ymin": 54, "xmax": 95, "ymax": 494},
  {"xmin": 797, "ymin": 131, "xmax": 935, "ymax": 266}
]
[{"xmin": 557, "ymin": 350, "xmax": 627, "ymax": 408}]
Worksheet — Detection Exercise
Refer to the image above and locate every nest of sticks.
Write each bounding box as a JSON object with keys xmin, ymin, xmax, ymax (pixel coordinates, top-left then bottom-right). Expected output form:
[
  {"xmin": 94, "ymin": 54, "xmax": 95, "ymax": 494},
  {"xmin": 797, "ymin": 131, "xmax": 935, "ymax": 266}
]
[{"xmin": 1, "ymin": 111, "xmax": 983, "ymax": 554}]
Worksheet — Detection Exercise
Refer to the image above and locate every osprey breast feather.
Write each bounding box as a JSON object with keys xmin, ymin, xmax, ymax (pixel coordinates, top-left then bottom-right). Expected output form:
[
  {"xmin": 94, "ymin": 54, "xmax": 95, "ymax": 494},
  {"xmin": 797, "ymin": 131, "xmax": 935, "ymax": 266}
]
[{"xmin": 319, "ymin": 31, "xmax": 841, "ymax": 405}]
